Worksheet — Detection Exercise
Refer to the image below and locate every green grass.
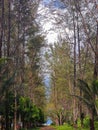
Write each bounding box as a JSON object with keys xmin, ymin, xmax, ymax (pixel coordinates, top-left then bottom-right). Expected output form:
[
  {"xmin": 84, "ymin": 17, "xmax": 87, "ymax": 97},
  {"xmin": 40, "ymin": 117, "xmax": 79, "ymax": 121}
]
[
  {"xmin": 53, "ymin": 124, "xmax": 74, "ymax": 130},
  {"xmin": 53, "ymin": 122, "xmax": 98, "ymax": 130},
  {"xmin": 53, "ymin": 124, "xmax": 90, "ymax": 130}
]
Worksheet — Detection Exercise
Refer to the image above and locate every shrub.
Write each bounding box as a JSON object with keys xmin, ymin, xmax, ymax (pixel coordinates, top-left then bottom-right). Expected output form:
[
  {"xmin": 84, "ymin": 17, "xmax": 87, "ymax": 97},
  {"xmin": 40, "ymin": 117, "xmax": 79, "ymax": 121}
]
[{"xmin": 83, "ymin": 116, "xmax": 90, "ymax": 128}]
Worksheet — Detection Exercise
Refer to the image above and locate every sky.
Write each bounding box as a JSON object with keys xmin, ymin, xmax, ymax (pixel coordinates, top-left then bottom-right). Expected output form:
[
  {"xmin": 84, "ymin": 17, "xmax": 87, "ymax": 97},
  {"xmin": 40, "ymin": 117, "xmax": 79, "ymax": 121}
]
[
  {"xmin": 37, "ymin": 0, "xmax": 67, "ymax": 44},
  {"xmin": 43, "ymin": 0, "xmax": 65, "ymax": 9}
]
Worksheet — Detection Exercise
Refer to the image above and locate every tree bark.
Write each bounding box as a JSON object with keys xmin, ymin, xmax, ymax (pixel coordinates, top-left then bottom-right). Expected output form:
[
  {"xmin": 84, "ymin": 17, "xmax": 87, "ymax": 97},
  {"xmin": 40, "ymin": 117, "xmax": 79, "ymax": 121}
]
[
  {"xmin": 7, "ymin": 0, "xmax": 11, "ymax": 57},
  {"xmin": 72, "ymin": 2, "xmax": 77, "ymax": 124},
  {"xmin": 14, "ymin": 90, "xmax": 17, "ymax": 130},
  {"xmin": 0, "ymin": 0, "xmax": 4, "ymax": 58},
  {"xmin": 76, "ymin": 2, "xmax": 84, "ymax": 127},
  {"xmin": 5, "ymin": 92, "xmax": 10, "ymax": 130},
  {"xmin": 94, "ymin": 22, "xmax": 98, "ymax": 79},
  {"xmin": 90, "ymin": 110, "xmax": 95, "ymax": 130}
]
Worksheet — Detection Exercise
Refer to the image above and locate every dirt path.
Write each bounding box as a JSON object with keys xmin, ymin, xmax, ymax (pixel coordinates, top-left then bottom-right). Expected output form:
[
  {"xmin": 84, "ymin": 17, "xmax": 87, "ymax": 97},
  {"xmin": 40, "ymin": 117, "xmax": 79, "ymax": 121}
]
[{"xmin": 40, "ymin": 126, "xmax": 56, "ymax": 130}]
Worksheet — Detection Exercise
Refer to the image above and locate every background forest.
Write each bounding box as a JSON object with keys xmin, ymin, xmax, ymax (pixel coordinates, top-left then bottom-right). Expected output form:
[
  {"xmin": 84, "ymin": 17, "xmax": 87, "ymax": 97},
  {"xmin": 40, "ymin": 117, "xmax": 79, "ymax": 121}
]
[{"xmin": 0, "ymin": 0, "xmax": 98, "ymax": 130}]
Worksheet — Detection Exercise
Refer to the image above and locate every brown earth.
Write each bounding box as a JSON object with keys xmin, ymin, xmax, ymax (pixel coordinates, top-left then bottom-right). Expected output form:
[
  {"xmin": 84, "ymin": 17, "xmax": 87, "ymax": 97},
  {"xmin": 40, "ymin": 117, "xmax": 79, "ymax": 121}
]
[{"xmin": 40, "ymin": 126, "xmax": 56, "ymax": 130}]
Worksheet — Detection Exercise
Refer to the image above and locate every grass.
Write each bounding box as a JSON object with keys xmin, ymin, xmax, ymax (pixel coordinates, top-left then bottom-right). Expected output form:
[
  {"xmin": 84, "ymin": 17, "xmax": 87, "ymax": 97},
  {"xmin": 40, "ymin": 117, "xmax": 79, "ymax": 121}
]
[
  {"xmin": 53, "ymin": 121, "xmax": 98, "ymax": 130},
  {"xmin": 53, "ymin": 124, "xmax": 74, "ymax": 130},
  {"xmin": 27, "ymin": 121, "xmax": 98, "ymax": 130},
  {"xmin": 53, "ymin": 124, "xmax": 90, "ymax": 130},
  {"xmin": 20, "ymin": 120, "xmax": 98, "ymax": 130}
]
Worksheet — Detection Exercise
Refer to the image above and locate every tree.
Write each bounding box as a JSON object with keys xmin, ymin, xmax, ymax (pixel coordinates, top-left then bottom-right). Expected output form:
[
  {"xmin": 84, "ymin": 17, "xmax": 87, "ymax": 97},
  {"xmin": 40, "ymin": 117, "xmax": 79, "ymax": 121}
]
[
  {"xmin": 19, "ymin": 96, "xmax": 44, "ymax": 128},
  {"xmin": 0, "ymin": 0, "xmax": 45, "ymax": 130},
  {"xmin": 45, "ymin": 41, "xmax": 73, "ymax": 125},
  {"xmin": 75, "ymin": 79, "xmax": 98, "ymax": 130},
  {"xmin": 0, "ymin": 0, "xmax": 4, "ymax": 58}
]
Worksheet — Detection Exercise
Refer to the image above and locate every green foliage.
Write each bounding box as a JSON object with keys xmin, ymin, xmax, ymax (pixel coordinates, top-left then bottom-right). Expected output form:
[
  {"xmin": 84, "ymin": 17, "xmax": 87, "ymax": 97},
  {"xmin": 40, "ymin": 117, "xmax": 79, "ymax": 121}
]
[
  {"xmin": 53, "ymin": 124, "xmax": 73, "ymax": 130},
  {"xmin": 77, "ymin": 79, "xmax": 98, "ymax": 113},
  {"xmin": 53, "ymin": 123, "xmax": 90, "ymax": 130},
  {"xmin": 0, "ymin": 57, "xmax": 8, "ymax": 64},
  {"xmin": 77, "ymin": 116, "xmax": 90, "ymax": 128},
  {"xmin": 34, "ymin": 85, "xmax": 46, "ymax": 109},
  {"xmin": 92, "ymin": 80, "xmax": 98, "ymax": 95},
  {"xmin": 95, "ymin": 121, "xmax": 98, "ymax": 129},
  {"xmin": 83, "ymin": 117, "xmax": 90, "ymax": 128},
  {"xmin": 1, "ymin": 72, "xmax": 16, "ymax": 94},
  {"xmin": 1, "ymin": 94, "xmax": 45, "ymax": 128},
  {"xmin": 38, "ymin": 108, "xmax": 45, "ymax": 124},
  {"xmin": 19, "ymin": 96, "xmax": 45, "ymax": 124},
  {"xmin": 0, "ymin": 91, "xmax": 15, "ymax": 120}
]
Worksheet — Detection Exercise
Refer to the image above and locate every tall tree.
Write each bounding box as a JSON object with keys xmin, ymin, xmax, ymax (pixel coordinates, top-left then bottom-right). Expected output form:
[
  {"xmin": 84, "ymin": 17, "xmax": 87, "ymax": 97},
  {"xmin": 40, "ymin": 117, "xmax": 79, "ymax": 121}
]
[
  {"xmin": 0, "ymin": 0, "xmax": 4, "ymax": 58},
  {"xmin": 0, "ymin": 0, "xmax": 45, "ymax": 130},
  {"xmin": 45, "ymin": 41, "xmax": 73, "ymax": 125}
]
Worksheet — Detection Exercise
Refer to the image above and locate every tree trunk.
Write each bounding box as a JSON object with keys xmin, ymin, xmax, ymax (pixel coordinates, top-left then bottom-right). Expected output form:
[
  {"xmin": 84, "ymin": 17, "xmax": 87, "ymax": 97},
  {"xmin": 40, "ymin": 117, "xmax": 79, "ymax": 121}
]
[
  {"xmin": 5, "ymin": 92, "xmax": 10, "ymax": 130},
  {"xmin": 7, "ymin": 0, "xmax": 11, "ymax": 57},
  {"xmin": 94, "ymin": 22, "xmax": 98, "ymax": 79},
  {"xmin": 72, "ymin": 2, "xmax": 77, "ymax": 124},
  {"xmin": 76, "ymin": 7, "xmax": 84, "ymax": 127},
  {"xmin": 80, "ymin": 113, "xmax": 85, "ymax": 127},
  {"xmin": 14, "ymin": 90, "xmax": 17, "ymax": 130},
  {"xmin": 57, "ymin": 113, "xmax": 60, "ymax": 126},
  {"xmin": 0, "ymin": 0, "xmax": 4, "ymax": 58},
  {"xmin": 90, "ymin": 110, "xmax": 95, "ymax": 130},
  {"xmin": 90, "ymin": 119, "xmax": 95, "ymax": 130}
]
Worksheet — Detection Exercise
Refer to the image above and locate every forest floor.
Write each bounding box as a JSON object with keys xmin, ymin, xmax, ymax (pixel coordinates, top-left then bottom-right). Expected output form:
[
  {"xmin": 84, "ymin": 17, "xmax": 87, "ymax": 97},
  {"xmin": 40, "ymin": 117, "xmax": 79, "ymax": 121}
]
[{"xmin": 40, "ymin": 126, "xmax": 56, "ymax": 130}]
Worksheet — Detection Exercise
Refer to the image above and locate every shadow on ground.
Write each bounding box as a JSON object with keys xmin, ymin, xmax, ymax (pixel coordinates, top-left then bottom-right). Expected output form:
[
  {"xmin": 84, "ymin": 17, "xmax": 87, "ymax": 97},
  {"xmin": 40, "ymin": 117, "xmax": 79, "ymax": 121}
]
[{"xmin": 40, "ymin": 126, "xmax": 56, "ymax": 130}]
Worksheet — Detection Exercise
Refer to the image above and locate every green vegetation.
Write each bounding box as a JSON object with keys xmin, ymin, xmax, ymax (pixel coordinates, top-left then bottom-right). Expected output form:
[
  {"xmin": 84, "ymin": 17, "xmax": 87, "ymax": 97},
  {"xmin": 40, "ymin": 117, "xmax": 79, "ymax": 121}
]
[
  {"xmin": 53, "ymin": 120, "xmax": 98, "ymax": 130},
  {"xmin": 28, "ymin": 128, "xmax": 40, "ymax": 130},
  {"xmin": 54, "ymin": 124, "xmax": 88, "ymax": 130},
  {"xmin": 19, "ymin": 96, "xmax": 45, "ymax": 127},
  {"xmin": 54, "ymin": 124, "xmax": 73, "ymax": 130}
]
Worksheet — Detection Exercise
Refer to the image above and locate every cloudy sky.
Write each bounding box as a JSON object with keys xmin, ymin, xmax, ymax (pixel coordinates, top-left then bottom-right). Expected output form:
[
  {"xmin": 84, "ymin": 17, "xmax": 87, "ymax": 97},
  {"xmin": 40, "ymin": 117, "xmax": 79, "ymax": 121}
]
[{"xmin": 37, "ymin": 0, "xmax": 67, "ymax": 44}]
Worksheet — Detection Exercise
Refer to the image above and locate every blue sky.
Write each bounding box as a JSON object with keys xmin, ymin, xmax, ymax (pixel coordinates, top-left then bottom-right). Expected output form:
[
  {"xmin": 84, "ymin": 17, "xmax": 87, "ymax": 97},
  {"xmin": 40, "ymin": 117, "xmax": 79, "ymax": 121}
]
[
  {"xmin": 43, "ymin": 0, "xmax": 66, "ymax": 9},
  {"xmin": 43, "ymin": 0, "xmax": 51, "ymax": 5},
  {"xmin": 46, "ymin": 117, "xmax": 53, "ymax": 125},
  {"xmin": 46, "ymin": 117, "xmax": 52, "ymax": 125}
]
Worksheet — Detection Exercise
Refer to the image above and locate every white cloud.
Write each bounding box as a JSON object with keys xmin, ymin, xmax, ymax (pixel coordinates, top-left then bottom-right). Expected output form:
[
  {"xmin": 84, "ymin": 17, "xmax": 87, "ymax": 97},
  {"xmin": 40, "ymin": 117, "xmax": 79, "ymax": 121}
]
[
  {"xmin": 37, "ymin": 2, "xmax": 69, "ymax": 44},
  {"xmin": 46, "ymin": 31, "xmax": 58, "ymax": 44}
]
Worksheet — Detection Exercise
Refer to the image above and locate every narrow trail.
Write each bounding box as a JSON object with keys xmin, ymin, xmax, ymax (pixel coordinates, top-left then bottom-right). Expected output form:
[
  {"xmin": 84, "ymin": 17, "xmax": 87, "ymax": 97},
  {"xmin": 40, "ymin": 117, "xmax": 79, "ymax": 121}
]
[{"xmin": 40, "ymin": 126, "xmax": 56, "ymax": 130}]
